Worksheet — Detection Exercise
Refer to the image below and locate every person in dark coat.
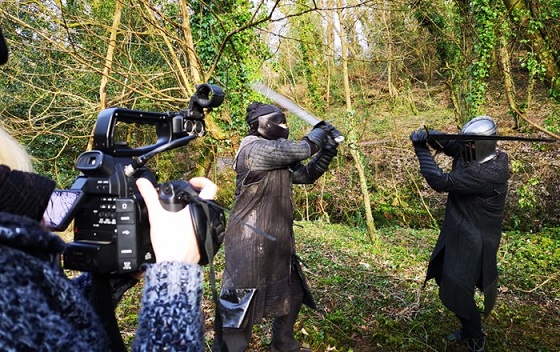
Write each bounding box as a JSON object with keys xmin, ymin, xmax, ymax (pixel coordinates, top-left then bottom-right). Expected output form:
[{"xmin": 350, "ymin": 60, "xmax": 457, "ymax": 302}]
[
  {"xmin": 410, "ymin": 116, "xmax": 510, "ymax": 352},
  {"xmin": 214, "ymin": 102, "xmax": 339, "ymax": 352}
]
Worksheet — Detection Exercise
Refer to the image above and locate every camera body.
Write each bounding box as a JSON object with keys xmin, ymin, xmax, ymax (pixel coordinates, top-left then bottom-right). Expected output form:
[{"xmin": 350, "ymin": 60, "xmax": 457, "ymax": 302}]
[{"xmin": 62, "ymin": 84, "xmax": 224, "ymax": 274}]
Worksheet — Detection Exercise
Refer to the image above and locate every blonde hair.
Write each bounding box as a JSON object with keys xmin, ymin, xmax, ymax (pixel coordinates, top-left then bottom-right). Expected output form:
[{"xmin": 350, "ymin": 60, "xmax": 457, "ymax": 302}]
[{"xmin": 0, "ymin": 125, "xmax": 34, "ymax": 172}]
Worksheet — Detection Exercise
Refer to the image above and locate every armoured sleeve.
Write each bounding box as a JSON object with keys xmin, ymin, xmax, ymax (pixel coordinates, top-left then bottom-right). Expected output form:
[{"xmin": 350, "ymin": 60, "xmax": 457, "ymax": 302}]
[
  {"xmin": 133, "ymin": 262, "xmax": 204, "ymax": 352},
  {"xmin": 292, "ymin": 143, "xmax": 338, "ymax": 184},
  {"xmin": 245, "ymin": 137, "xmax": 314, "ymax": 171},
  {"xmin": 413, "ymin": 145, "xmax": 450, "ymax": 191}
]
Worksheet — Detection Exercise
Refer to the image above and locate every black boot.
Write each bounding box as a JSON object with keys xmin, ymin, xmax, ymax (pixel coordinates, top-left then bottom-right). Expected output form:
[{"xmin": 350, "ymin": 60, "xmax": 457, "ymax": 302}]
[{"xmin": 467, "ymin": 336, "xmax": 486, "ymax": 352}]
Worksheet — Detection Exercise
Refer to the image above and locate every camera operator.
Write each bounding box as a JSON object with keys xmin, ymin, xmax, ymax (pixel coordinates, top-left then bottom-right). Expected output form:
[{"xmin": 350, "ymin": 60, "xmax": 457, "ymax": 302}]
[
  {"xmin": 0, "ymin": 129, "xmax": 215, "ymax": 351},
  {"xmin": 0, "ymin": 28, "xmax": 213, "ymax": 351}
]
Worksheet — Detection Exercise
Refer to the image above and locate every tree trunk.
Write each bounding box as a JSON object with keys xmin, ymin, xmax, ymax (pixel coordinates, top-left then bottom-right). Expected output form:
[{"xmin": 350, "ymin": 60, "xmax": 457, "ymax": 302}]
[
  {"xmin": 94, "ymin": 0, "xmax": 123, "ymax": 151},
  {"xmin": 141, "ymin": 0, "xmax": 191, "ymax": 97},
  {"xmin": 180, "ymin": 0, "xmax": 202, "ymax": 84},
  {"xmin": 323, "ymin": 0, "xmax": 335, "ymax": 107},
  {"xmin": 336, "ymin": 0, "xmax": 377, "ymax": 240},
  {"xmin": 498, "ymin": 33, "xmax": 522, "ymax": 128},
  {"xmin": 336, "ymin": 3, "xmax": 352, "ymax": 112},
  {"xmin": 381, "ymin": 6, "xmax": 398, "ymax": 99},
  {"xmin": 99, "ymin": 0, "xmax": 122, "ymax": 111}
]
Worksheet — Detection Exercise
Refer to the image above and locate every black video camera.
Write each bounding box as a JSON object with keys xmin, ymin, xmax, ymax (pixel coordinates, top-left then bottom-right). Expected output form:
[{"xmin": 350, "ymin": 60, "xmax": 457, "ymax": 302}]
[{"xmin": 45, "ymin": 84, "xmax": 226, "ymax": 274}]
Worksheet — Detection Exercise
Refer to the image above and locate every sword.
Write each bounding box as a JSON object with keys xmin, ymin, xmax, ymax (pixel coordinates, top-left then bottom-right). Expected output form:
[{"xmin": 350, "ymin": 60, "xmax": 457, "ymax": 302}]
[
  {"xmin": 426, "ymin": 130, "xmax": 556, "ymax": 143},
  {"xmin": 251, "ymin": 82, "xmax": 345, "ymax": 143}
]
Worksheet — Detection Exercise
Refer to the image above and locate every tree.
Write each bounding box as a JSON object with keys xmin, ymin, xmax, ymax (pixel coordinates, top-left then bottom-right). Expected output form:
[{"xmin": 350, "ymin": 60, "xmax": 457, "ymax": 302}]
[{"xmin": 502, "ymin": 0, "xmax": 560, "ymax": 98}]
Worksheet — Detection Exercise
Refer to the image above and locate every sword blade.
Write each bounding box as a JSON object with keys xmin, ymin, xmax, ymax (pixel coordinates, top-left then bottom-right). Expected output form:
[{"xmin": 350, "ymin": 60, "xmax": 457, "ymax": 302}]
[
  {"xmin": 251, "ymin": 82, "xmax": 321, "ymax": 126},
  {"xmin": 251, "ymin": 82, "xmax": 345, "ymax": 143}
]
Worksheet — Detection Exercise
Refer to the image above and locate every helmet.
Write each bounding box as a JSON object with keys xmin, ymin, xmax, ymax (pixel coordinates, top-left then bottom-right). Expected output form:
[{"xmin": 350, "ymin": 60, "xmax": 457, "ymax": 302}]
[
  {"xmin": 460, "ymin": 116, "xmax": 497, "ymax": 163},
  {"xmin": 245, "ymin": 102, "xmax": 289, "ymax": 140}
]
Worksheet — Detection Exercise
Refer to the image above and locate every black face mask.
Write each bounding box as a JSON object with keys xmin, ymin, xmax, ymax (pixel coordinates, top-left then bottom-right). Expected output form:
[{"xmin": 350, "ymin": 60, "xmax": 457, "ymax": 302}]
[{"xmin": 257, "ymin": 112, "xmax": 289, "ymax": 140}]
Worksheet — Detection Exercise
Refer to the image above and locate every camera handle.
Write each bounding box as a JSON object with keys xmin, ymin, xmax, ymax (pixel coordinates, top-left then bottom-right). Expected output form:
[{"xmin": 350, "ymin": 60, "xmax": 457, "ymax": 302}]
[{"xmin": 124, "ymin": 134, "xmax": 198, "ymax": 177}]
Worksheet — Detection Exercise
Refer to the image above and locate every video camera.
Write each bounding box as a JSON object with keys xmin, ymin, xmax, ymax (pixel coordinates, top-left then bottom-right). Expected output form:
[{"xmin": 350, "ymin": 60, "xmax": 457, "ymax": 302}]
[{"xmin": 44, "ymin": 84, "xmax": 226, "ymax": 274}]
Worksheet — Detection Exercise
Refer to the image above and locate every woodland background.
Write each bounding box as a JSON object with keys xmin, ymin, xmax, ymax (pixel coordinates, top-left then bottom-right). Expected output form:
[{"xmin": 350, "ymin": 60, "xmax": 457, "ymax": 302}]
[{"xmin": 1, "ymin": 0, "xmax": 559, "ymax": 351}]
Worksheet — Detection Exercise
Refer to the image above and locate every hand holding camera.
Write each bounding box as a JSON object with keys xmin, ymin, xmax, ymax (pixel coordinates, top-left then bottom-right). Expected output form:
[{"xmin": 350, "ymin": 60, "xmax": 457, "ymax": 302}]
[{"xmin": 137, "ymin": 177, "xmax": 217, "ymax": 264}]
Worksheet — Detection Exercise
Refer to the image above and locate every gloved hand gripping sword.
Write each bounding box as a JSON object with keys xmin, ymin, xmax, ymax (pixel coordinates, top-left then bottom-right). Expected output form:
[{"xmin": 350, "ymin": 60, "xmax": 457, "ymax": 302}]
[{"xmin": 251, "ymin": 82, "xmax": 345, "ymax": 143}]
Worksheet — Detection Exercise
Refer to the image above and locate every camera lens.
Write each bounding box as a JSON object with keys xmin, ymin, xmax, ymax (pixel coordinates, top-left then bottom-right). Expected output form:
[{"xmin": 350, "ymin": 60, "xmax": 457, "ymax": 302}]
[
  {"xmin": 184, "ymin": 120, "xmax": 194, "ymax": 134},
  {"xmin": 194, "ymin": 121, "xmax": 204, "ymax": 135},
  {"xmin": 195, "ymin": 84, "xmax": 224, "ymax": 108}
]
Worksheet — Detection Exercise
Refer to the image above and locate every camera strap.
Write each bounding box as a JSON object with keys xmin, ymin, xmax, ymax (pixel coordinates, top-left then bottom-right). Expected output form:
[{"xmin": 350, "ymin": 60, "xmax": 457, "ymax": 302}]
[
  {"xmin": 196, "ymin": 201, "xmax": 227, "ymax": 351},
  {"xmin": 92, "ymin": 274, "xmax": 128, "ymax": 352}
]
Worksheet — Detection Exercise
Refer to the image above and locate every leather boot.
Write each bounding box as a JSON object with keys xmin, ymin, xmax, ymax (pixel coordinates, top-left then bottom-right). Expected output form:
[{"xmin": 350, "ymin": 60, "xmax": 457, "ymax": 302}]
[
  {"xmin": 271, "ymin": 269, "xmax": 306, "ymax": 352},
  {"xmin": 467, "ymin": 336, "xmax": 486, "ymax": 352},
  {"xmin": 271, "ymin": 313, "xmax": 301, "ymax": 352},
  {"xmin": 447, "ymin": 327, "xmax": 486, "ymax": 342}
]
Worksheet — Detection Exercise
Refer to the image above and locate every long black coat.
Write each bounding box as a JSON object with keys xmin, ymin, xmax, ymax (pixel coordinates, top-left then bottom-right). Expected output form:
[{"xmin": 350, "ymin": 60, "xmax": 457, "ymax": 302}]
[
  {"xmin": 414, "ymin": 141, "xmax": 509, "ymax": 318},
  {"xmin": 221, "ymin": 135, "xmax": 320, "ymax": 324}
]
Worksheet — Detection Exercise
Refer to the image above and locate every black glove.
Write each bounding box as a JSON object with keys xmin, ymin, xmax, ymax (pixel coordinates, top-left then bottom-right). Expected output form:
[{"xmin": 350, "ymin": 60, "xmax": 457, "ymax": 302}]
[
  {"xmin": 318, "ymin": 121, "xmax": 343, "ymax": 143},
  {"xmin": 409, "ymin": 129, "xmax": 428, "ymax": 147},
  {"xmin": 319, "ymin": 121, "xmax": 335, "ymax": 134},
  {"xmin": 324, "ymin": 134, "xmax": 338, "ymax": 152},
  {"xmin": 304, "ymin": 127, "xmax": 329, "ymax": 149}
]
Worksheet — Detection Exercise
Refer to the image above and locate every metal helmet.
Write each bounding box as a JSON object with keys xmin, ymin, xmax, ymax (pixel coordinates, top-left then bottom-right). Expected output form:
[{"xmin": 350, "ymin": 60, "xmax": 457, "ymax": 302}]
[{"xmin": 460, "ymin": 116, "xmax": 498, "ymax": 163}]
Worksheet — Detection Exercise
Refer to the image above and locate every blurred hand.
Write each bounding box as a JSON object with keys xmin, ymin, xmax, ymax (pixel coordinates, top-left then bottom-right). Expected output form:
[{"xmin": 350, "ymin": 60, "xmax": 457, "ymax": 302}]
[
  {"xmin": 136, "ymin": 177, "xmax": 218, "ymax": 264},
  {"xmin": 324, "ymin": 134, "xmax": 338, "ymax": 155},
  {"xmin": 426, "ymin": 130, "xmax": 444, "ymax": 150},
  {"xmin": 318, "ymin": 121, "xmax": 342, "ymax": 145}
]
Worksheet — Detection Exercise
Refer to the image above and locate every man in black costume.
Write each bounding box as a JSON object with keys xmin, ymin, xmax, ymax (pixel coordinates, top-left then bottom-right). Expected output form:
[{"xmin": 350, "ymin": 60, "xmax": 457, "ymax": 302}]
[
  {"xmin": 410, "ymin": 116, "xmax": 510, "ymax": 352},
  {"xmin": 214, "ymin": 102, "xmax": 338, "ymax": 352}
]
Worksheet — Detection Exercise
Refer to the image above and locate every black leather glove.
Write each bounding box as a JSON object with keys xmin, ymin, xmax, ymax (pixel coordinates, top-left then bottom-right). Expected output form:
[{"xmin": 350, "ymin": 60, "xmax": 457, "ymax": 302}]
[
  {"xmin": 291, "ymin": 132, "xmax": 338, "ymax": 184},
  {"xmin": 304, "ymin": 127, "xmax": 329, "ymax": 149},
  {"xmin": 318, "ymin": 121, "xmax": 343, "ymax": 143},
  {"xmin": 324, "ymin": 134, "xmax": 338, "ymax": 152},
  {"xmin": 319, "ymin": 121, "xmax": 335, "ymax": 134},
  {"xmin": 409, "ymin": 129, "xmax": 428, "ymax": 145}
]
